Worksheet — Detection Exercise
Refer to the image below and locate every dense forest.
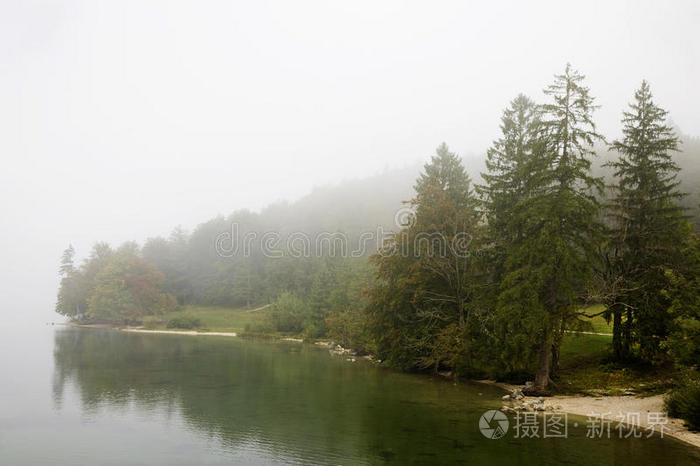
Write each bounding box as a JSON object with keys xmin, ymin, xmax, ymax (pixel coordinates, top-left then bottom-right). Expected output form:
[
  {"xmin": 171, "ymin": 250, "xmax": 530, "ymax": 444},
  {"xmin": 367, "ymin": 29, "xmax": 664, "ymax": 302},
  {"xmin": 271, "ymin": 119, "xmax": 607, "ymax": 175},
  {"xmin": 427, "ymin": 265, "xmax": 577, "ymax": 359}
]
[{"xmin": 57, "ymin": 65, "xmax": 700, "ymax": 403}]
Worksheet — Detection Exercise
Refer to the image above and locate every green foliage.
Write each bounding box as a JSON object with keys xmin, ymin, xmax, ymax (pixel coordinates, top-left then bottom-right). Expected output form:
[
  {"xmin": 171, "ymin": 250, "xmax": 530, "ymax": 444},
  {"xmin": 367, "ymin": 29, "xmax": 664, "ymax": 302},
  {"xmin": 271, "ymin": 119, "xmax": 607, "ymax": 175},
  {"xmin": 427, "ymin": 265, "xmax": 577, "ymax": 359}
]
[
  {"xmin": 142, "ymin": 316, "xmax": 163, "ymax": 329},
  {"xmin": 479, "ymin": 94, "xmax": 544, "ymax": 377},
  {"xmin": 321, "ymin": 259, "xmax": 372, "ymax": 348},
  {"xmin": 166, "ymin": 315, "xmax": 202, "ymax": 329},
  {"xmin": 663, "ymin": 231, "xmax": 700, "ymax": 366},
  {"xmin": 483, "ymin": 64, "xmax": 605, "ymax": 392},
  {"xmin": 59, "ymin": 244, "xmax": 76, "ymax": 277},
  {"xmin": 666, "ymin": 373, "xmax": 700, "ymax": 430},
  {"xmin": 142, "ymin": 227, "xmax": 192, "ymax": 304},
  {"xmin": 56, "ymin": 244, "xmax": 89, "ymax": 318},
  {"xmin": 478, "ymin": 94, "xmax": 540, "ymax": 282},
  {"xmin": 57, "ymin": 242, "xmax": 177, "ymax": 324},
  {"xmin": 88, "ymin": 247, "xmax": 176, "ymax": 323},
  {"xmin": 605, "ymin": 80, "xmax": 692, "ymax": 362},
  {"xmin": 54, "ymin": 65, "xmax": 700, "ymax": 398},
  {"xmin": 268, "ymin": 292, "xmax": 306, "ymax": 333},
  {"xmin": 366, "ymin": 143, "xmax": 486, "ymax": 373}
]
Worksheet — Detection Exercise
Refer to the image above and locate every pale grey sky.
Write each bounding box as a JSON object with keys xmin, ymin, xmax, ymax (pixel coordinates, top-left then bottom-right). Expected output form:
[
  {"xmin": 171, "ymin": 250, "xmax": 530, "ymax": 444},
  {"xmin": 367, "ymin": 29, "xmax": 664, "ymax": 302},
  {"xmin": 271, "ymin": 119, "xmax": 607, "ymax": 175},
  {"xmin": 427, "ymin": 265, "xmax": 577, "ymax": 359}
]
[{"xmin": 1, "ymin": 0, "xmax": 699, "ymax": 323}]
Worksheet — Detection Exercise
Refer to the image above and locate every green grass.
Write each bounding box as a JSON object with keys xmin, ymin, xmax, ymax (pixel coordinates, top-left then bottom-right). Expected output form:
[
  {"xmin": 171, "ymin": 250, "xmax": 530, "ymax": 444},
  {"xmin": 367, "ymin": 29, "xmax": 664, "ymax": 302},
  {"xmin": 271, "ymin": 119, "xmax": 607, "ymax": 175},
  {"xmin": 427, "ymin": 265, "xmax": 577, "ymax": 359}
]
[
  {"xmin": 557, "ymin": 331, "xmax": 675, "ymax": 396},
  {"xmin": 560, "ymin": 332, "xmax": 612, "ymax": 361},
  {"xmin": 576, "ymin": 304, "xmax": 613, "ymax": 334},
  {"xmin": 148, "ymin": 305, "xmax": 269, "ymax": 333},
  {"xmin": 551, "ymin": 306, "xmax": 676, "ymax": 395}
]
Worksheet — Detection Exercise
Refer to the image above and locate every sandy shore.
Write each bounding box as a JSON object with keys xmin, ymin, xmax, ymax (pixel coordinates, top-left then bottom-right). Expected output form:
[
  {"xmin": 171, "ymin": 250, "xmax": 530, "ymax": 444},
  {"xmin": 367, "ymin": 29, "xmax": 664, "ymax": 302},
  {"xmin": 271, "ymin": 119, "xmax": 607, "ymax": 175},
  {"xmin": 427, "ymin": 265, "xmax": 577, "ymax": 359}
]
[
  {"xmin": 476, "ymin": 380, "xmax": 699, "ymax": 448},
  {"xmin": 120, "ymin": 328, "xmax": 237, "ymax": 337},
  {"xmin": 552, "ymin": 394, "xmax": 700, "ymax": 448}
]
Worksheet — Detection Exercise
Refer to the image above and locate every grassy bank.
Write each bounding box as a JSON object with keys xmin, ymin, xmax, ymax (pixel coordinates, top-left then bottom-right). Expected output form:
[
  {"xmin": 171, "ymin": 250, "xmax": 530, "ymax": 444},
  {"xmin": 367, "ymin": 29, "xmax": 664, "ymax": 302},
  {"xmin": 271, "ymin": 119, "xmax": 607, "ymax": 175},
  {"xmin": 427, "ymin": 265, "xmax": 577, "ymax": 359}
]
[
  {"xmin": 557, "ymin": 309, "xmax": 677, "ymax": 396},
  {"xmin": 145, "ymin": 305, "xmax": 270, "ymax": 334}
]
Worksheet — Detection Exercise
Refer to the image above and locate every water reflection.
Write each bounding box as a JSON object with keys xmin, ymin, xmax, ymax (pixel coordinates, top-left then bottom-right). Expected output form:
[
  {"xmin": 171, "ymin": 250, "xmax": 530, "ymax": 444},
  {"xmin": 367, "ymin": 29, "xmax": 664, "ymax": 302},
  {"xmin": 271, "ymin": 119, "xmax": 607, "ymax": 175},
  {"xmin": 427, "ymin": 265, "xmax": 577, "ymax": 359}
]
[{"xmin": 51, "ymin": 328, "xmax": 700, "ymax": 465}]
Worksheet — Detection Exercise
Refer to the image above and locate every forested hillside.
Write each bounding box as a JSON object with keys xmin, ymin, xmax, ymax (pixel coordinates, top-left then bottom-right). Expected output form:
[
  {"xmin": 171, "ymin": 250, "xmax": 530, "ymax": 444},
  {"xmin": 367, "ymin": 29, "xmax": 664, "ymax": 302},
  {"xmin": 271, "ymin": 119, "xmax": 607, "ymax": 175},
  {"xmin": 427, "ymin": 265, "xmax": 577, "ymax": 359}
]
[
  {"xmin": 57, "ymin": 66, "xmax": 700, "ymax": 410},
  {"xmin": 56, "ymin": 163, "xmax": 421, "ymax": 341}
]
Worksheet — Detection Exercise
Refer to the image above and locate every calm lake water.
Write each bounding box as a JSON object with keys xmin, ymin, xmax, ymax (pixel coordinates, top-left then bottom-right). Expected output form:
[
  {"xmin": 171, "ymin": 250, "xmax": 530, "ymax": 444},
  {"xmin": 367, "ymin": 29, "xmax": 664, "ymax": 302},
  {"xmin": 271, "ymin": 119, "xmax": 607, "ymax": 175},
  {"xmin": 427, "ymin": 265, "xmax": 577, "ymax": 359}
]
[{"xmin": 0, "ymin": 325, "xmax": 698, "ymax": 465}]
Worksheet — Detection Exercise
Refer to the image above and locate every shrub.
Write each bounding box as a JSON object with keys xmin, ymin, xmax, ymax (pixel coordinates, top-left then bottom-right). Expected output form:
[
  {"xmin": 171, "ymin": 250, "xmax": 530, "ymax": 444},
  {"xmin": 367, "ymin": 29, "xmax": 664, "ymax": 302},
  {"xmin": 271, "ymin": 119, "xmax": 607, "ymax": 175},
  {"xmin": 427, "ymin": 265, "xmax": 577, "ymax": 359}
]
[
  {"xmin": 142, "ymin": 316, "xmax": 162, "ymax": 329},
  {"xmin": 248, "ymin": 321, "xmax": 275, "ymax": 333},
  {"xmin": 268, "ymin": 292, "xmax": 305, "ymax": 333},
  {"xmin": 666, "ymin": 373, "xmax": 700, "ymax": 430},
  {"xmin": 302, "ymin": 322, "xmax": 323, "ymax": 341},
  {"xmin": 166, "ymin": 315, "xmax": 202, "ymax": 329}
]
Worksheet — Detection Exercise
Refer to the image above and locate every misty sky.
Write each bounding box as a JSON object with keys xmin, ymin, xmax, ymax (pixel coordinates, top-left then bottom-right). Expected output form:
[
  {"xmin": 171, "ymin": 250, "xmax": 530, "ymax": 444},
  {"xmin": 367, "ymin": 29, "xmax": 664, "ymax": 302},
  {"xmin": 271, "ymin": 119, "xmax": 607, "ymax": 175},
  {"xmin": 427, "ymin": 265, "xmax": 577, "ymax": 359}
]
[{"xmin": 1, "ymin": 0, "xmax": 699, "ymax": 323}]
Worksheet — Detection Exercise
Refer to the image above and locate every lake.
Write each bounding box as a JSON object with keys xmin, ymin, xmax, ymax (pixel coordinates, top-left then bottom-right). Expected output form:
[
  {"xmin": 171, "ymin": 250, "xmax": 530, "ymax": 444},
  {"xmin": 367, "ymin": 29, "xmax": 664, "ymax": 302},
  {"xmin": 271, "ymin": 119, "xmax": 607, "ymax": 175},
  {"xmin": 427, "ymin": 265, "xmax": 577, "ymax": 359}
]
[{"xmin": 0, "ymin": 325, "xmax": 698, "ymax": 465}]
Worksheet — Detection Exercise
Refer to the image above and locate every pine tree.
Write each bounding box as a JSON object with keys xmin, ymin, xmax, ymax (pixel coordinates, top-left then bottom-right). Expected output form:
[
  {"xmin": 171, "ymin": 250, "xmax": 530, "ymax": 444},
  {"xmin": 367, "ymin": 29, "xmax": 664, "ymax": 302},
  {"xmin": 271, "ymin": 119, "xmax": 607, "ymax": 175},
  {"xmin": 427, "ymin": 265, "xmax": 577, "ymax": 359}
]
[
  {"xmin": 478, "ymin": 95, "xmax": 544, "ymax": 377},
  {"xmin": 415, "ymin": 143, "xmax": 475, "ymax": 212},
  {"xmin": 606, "ymin": 80, "xmax": 687, "ymax": 361},
  {"xmin": 495, "ymin": 65, "xmax": 604, "ymax": 392},
  {"xmin": 478, "ymin": 94, "xmax": 540, "ymax": 285},
  {"xmin": 366, "ymin": 143, "xmax": 484, "ymax": 372},
  {"xmin": 56, "ymin": 244, "xmax": 85, "ymax": 318},
  {"xmin": 411, "ymin": 143, "xmax": 482, "ymax": 333},
  {"xmin": 59, "ymin": 244, "xmax": 75, "ymax": 277}
]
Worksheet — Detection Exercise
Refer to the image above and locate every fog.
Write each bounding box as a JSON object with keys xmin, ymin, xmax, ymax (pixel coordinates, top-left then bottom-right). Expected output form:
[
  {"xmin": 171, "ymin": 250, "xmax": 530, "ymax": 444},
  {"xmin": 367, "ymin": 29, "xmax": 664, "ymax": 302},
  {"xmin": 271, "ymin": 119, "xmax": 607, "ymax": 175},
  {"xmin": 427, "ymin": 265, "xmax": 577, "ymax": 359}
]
[{"xmin": 1, "ymin": 0, "xmax": 699, "ymax": 324}]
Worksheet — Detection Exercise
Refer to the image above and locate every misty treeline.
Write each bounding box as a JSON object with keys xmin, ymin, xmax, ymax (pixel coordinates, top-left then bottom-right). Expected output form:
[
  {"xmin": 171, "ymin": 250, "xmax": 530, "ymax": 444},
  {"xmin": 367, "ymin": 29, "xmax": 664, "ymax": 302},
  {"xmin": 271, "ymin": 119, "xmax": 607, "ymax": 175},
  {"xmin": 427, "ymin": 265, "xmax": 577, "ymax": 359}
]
[{"xmin": 57, "ymin": 65, "xmax": 700, "ymax": 394}]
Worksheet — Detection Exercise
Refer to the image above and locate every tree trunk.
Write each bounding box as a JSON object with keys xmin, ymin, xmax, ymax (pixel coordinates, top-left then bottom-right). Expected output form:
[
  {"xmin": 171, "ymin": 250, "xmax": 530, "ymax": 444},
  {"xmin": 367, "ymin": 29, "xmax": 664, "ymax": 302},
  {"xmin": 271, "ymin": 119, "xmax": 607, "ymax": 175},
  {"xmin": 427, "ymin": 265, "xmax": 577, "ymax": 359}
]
[
  {"xmin": 612, "ymin": 307, "xmax": 623, "ymax": 360},
  {"xmin": 550, "ymin": 318, "xmax": 565, "ymax": 378},
  {"xmin": 550, "ymin": 343, "xmax": 560, "ymax": 379},
  {"xmin": 623, "ymin": 307, "xmax": 633, "ymax": 358},
  {"xmin": 533, "ymin": 328, "xmax": 552, "ymax": 394}
]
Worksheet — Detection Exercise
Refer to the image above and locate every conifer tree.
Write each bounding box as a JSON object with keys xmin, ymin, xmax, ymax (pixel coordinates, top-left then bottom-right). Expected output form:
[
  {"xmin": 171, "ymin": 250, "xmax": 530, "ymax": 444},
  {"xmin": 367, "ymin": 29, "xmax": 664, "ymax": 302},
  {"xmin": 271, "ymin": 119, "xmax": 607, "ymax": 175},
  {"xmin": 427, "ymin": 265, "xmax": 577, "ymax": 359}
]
[
  {"xmin": 495, "ymin": 65, "xmax": 603, "ymax": 392},
  {"xmin": 478, "ymin": 94, "xmax": 540, "ymax": 285},
  {"xmin": 367, "ymin": 143, "xmax": 484, "ymax": 372},
  {"xmin": 606, "ymin": 81, "xmax": 687, "ymax": 361},
  {"xmin": 56, "ymin": 244, "xmax": 85, "ymax": 318},
  {"xmin": 478, "ymin": 95, "xmax": 544, "ymax": 377},
  {"xmin": 59, "ymin": 244, "xmax": 75, "ymax": 277}
]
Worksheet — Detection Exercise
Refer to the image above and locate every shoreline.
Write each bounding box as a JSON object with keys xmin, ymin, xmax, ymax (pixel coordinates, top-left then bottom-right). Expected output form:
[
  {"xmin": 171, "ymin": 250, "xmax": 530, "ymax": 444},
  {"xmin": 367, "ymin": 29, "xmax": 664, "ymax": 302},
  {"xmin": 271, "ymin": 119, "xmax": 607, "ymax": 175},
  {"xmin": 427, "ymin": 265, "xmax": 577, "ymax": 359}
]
[
  {"xmin": 553, "ymin": 394, "xmax": 700, "ymax": 448},
  {"xmin": 475, "ymin": 379, "xmax": 700, "ymax": 449},
  {"xmin": 61, "ymin": 323, "xmax": 699, "ymax": 449},
  {"xmin": 61, "ymin": 322, "xmax": 238, "ymax": 337},
  {"xmin": 121, "ymin": 328, "xmax": 238, "ymax": 337}
]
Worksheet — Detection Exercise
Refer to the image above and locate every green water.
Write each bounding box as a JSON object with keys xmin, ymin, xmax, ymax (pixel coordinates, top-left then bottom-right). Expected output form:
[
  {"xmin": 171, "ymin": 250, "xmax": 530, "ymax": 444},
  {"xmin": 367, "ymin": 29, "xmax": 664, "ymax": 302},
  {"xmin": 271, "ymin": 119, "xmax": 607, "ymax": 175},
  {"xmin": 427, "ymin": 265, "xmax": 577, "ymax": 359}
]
[{"xmin": 0, "ymin": 326, "xmax": 698, "ymax": 465}]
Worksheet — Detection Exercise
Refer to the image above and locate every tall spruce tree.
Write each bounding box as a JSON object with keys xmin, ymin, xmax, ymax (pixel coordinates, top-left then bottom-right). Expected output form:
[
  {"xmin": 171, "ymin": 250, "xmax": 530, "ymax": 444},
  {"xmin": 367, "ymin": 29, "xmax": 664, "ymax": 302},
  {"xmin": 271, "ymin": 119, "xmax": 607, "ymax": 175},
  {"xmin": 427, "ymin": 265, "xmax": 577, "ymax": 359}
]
[
  {"xmin": 59, "ymin": 244, "xmax": 75, "ymax": 277},
  {"xmin": 478, "ymin": 94, "xmax": 540, "ymax": 285},
  {"xmin": 495, "ymin": 65, "xmax": 603, "ymax": 392},
  {"xmin": 367, "ymin": 143, "xmax": 484, "ymax": 372},
  {"xmin": 478, "ymin": 94, "xmax": 544, "ymax": 377},
  {"xmin": 56, "ymin": 244, "xmax": 86, "ymax": 318},
  {"xmin": 606, "ymin": 80, "xmax": 687, "ymax": 361}
]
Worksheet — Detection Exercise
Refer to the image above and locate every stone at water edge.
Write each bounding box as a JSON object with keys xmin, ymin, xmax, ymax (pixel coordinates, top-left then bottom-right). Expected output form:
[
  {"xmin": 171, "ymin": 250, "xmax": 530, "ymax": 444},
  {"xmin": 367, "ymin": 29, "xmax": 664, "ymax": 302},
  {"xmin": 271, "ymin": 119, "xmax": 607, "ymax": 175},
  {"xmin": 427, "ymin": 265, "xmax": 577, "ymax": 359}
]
[{"xmin": 510, "ymin": 388, "xmax": 524, "ymax": 400}]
